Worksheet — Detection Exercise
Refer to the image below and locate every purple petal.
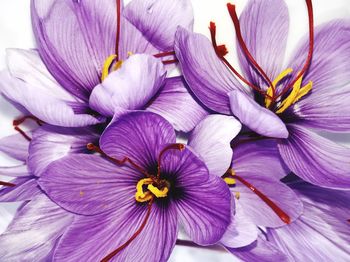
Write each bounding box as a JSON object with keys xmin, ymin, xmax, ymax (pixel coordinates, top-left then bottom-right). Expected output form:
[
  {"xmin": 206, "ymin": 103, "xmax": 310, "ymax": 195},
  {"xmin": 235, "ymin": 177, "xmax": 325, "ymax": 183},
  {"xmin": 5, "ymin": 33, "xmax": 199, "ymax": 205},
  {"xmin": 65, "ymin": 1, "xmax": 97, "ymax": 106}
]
[
  {"xmin": 161, "ymin": 147, "xmax": 231, "ymax": 245},
  {"xmin": 237, "ymin": 0, "xmax": 289, "ymax": 87},
  {"xmin": 146, "ymin": 76, "xmax": 209, "ymax": 132},
  {"xmin": 220, "ymin": 197, "xmax": 258, "ymax": 248},
  {"xmin": 268, "ymin": 182, "xmax": 350, "ymax": 261},
  {"xmin": 175, "ymin": 27, "xmax": 245, "ymax": 114},
  {"xmin": 0, "ymin": 195, "xmax": 73, "ymax": 261},
  {"xmin": 278, "ymin": 124, "xmax": 350, "ymax": 190},
  {"xmin": 31, "ymin": 0, "xmax": 116, "ymax": 100},
  {"xmin": 232, "ymin": 139, "xmax": 289, "ymax": 180},
  {"xmin": 229, "ymin": 90, "xmax": 289, "ymax": 138},
  {"xmin": 53, "ymin": 201, "xmax": 178, "ymax": 261},
  {"xmin": 0, "ymin": 177, "xmax": 41, "ymax": 202},
  {"xmin": 39, "ymin": 154, "xmax": 139, "ymax": 216},
  {"xmin": 89, "ymin": 54, "xmax": 166, "ymax": 117},
  {"xmin": 288, "ymin": 20, "xmax": 350, "ymax": 131},
  {"xmin": 230, "ymin": 174, "xmax": 303, "ymax": 227},
  {"xmin": 0, "ymin": 132, "xmax": 30, "ymax": 161},
  {"xmin": 227, "ymin": 235, "xmax": 288, "ymax": 262},
  {"xmin": 28, "ymin": 125, "xmax": 98, "ymax": 177},
  {"xmin": 124, "ymin": 0, "xmax": 193, "ymax": 50},
  {"xmin": 0, "ymin": 165, "xmax": 29, "ymax": 177},
  {"xmin": 100, "ymin": 111, "xmax": 176, "ymax": 170},
  {"xmin": 188, "ymin": 115, "xmax": 241, "ymax": 177}
]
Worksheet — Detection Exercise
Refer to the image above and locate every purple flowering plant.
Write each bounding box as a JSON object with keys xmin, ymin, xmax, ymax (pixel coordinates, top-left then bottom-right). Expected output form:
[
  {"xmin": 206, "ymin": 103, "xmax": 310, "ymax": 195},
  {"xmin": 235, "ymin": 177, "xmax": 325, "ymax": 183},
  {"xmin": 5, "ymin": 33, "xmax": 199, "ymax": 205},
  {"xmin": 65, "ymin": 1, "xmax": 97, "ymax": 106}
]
[{"xmin": 0, "ymin": 0, "xmax": 349, "ymax": 261}]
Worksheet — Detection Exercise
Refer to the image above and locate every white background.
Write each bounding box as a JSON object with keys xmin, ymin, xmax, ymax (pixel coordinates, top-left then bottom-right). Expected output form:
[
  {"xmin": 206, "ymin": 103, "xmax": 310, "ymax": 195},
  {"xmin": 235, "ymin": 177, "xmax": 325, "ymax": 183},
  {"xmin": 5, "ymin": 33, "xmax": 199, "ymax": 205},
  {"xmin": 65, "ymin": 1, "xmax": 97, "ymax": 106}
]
[{"xmin": 0, "ymin": 0, "xmax": 349, "ymax": 261}]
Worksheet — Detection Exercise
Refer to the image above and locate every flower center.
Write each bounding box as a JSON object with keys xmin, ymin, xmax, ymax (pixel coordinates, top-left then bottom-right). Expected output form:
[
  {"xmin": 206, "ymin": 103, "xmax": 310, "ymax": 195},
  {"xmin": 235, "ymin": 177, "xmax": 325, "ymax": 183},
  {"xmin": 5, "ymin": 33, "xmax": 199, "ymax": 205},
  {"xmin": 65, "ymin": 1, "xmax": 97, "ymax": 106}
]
[{"xmin": 135, "ymin": 177, "xmax": 170, "ymax": 202}]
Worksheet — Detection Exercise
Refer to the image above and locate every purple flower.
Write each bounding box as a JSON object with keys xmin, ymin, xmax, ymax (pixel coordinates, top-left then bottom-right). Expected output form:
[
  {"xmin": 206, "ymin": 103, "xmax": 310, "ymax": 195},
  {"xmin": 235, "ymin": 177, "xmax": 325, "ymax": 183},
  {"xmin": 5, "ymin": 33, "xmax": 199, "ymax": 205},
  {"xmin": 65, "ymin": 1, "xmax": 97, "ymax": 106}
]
[
  {"xmin": 38, "ymin": 112, "xmax": 234, "ymax": 261},
  {"xmin": 175, "ymin": 0, "xmax": 350, "ymax": 189},
  {"xmin": 0, "ymin": 0, "xmax": 207, "ymax": 132}
]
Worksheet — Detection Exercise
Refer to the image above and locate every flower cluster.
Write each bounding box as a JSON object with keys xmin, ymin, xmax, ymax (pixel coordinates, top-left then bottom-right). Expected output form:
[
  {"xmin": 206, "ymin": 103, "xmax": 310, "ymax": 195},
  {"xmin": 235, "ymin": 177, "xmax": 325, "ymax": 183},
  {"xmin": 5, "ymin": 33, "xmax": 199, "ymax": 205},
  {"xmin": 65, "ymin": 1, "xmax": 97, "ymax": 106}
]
[{"xmin": 0, "ymin": 0, "xmax": 349, "ymax": 261}]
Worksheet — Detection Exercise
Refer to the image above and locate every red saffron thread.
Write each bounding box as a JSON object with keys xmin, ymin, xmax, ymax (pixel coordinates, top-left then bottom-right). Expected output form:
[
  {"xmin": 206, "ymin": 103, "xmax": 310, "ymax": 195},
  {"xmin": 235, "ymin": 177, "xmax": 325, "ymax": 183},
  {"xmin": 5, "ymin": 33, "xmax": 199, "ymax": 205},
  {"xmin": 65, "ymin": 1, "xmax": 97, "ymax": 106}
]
[
  {"xmin": 0, "ymin": 181, "xmax": 16, "ymax": 187},
  {"xmin": 115, "ymin": 0, "xmax": 121, "ymax": 57},
  {"xmin": 162, "ymin": 59, "xmax": 179, "ymax": 65},
  {"xmin": 14, "ymin": 126, "xmax": 32, "ymax": 142},
  {"xmin": 235, "ymin": 174, "xmax": 291, "ymax": 224},
  {"xmin": 277, "ymin": 0, "xmax": 314, "ymax": 100},
  {"xmin": 227, "ymin": 4, "xmax": 275, "ymax": 97},
  {"xmin": 13, "ymin": 115, "xmax": 43, "ymax": 126},
  {"xmin": 157, "ymin": 144, "xmax": 185, "ymax": 178},
  {"xmin": 153, "ymin": 51, "xmax": 176, "ymax": 58},
  {"xmin": 100, "ymin": 198, "xmax": 154, "ymax": 262}
]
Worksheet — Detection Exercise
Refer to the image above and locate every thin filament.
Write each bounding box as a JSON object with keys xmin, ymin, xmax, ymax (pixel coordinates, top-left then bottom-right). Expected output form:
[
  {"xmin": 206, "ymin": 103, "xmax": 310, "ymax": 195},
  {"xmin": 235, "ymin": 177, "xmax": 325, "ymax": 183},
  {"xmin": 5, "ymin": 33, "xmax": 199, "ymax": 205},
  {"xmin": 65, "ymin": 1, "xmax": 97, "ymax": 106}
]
[
  {"xmin": 278, "ymin": 0, "xmax": 314, "ymax": 99},
  {"xmin": 100, "ymin": 199, "xmax": 154, "ymax": 262}
]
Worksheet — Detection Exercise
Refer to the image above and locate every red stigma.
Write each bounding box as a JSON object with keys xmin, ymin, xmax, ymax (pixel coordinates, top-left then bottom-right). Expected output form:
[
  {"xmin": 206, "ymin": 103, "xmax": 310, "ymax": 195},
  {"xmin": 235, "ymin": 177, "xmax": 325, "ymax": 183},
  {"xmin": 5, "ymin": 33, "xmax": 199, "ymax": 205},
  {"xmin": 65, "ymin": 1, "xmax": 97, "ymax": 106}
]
[
  {"xmin": 234, "ymin": 174, "xmax": 291, "ymax": 224},
  {"xmin": 101, "ymin": 198, "xmax": 154, "ymax": 262},
  {"xmin": 115, "ymin": 0, "xmax": 121, "ymax": 57},
  {"xmin": 157, "ymin": 143, "xmax": 185, "ymax": 178},
  {"xmin": 12, "ymin": 115, "xmax": 44, "ymax": 142},
  {"xmin": 0, "ymin": 181, "xmax": 16, "ymax": 187}
]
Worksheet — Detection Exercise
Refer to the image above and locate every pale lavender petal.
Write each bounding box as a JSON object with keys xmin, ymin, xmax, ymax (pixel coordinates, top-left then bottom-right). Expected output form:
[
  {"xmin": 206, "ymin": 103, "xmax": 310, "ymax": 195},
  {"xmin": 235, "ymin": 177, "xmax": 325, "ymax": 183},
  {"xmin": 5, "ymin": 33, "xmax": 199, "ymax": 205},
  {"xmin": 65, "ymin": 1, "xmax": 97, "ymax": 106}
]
[
  {"xmin": 0, "ymin": 165, "xmax": 29, "ymax": 177},
  {"xmin": 100, "ymin": 111, "xmax": 176, "ymax": 171},
  {"xmin": 278, "ymin": 124, "xmax": 350, "ymax": 189},
  {"xmin": 0, "ymin": 177, "xmax": 41, "ymax": 202},
  {"xmin": 238, "ymin": 0, "xmax": 289, "ymax": 87},
  {"xmin": 53, "ymin": 201, "xmax": 178, "ymax": 262},
  {"xmin": 232, "ymin": 139, "xmax": 289, "ymax": 180},
  {"xmin": 0, "ymin": 132, "xmax": 30, "ymax": 161},
  {"xmin": 89, "ymin": 54, "xmax": 166, "ymax": 117},
  {"xmin": 288, "ymin": 20, "xmax": 350, "ymax": 131},
  {"xmin": 230, "ymin": 173, "xmax": 303, "ymax": 227},
  {"xmin": 220, "ymin": 197, "xmax": 258, "ymax": 248},
  {"xmin": 229, "ymin": 90, "xmax": 289, "ymax": 138},
  {"xmin": 0, "ymin": 195, "xmax": 73, "ymax": 262},
  {"xmin": 146, "ymin": 76, "xmax": 209, "ymax": 132},
  {"xmin": 31, "ymin": 0, "xmax": 116, "ymax": 100},
  {"xmin": 188, "ymin": 115, "xmax": 241, "ymax": 177},
  {"xmin": 39, "ymin": 154, "xmax": 139, "ymax": 216},
  {"xmin": 124, "ymin": 0, "xmax": 193, "ymax": 50},
  {"xmin": 161, "ymin": 147, "xmax": 231, "ymax": 245},
  {"xmin": 268, "ymin": 182, "xmax": 350, "ymax": 261},
  {"xmin": 28, "ymin": 125, "xmax": 98, "ymax": 177},
  {"xmin": 227, "ymin": 235, "xmax": 288, "ymax": 262},
  {"xmin": 175, "ymin": 27, "xmax": 246, "ymax": 114}
]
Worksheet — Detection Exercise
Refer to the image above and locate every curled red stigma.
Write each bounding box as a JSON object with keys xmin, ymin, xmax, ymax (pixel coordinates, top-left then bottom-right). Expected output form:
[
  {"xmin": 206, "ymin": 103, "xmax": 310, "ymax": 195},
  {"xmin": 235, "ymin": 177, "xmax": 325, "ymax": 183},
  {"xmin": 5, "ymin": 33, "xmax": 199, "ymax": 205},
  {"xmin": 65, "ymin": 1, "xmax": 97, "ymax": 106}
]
[
  {"xmin": 13, "ymin": 115, "xmax": 43, "ymax": 126},
  {"xmin": 278, "ymin": 0, "xmax": 314, "ymax": 100},
  {"xmin": 209, "ymin": 22, "xmax": 272, "ymax": 99},
  {"xmin": 87, "ymin": 143, "xmax": 151, "ymax": 177},
  {"xmin": 100, "ymin": 198, "xmax": 154, "ymax": 262},
  {"xmin": 115, "ymin": 0, "xmax": 121, "ymax": 57},
  {"xmin": 0, "ymin": 181, "xmax": 16, "ymax": 187},
  {"xmin": 235, "ymin": 174, "xmax": 291, "ymax": 224},
  {"xmin": 157, "ymin": 144, "xmax": 185, "ymax": 178},
  {"xmin": 227, "ymin": 3, "xmax": 275, "ymax": 96}
]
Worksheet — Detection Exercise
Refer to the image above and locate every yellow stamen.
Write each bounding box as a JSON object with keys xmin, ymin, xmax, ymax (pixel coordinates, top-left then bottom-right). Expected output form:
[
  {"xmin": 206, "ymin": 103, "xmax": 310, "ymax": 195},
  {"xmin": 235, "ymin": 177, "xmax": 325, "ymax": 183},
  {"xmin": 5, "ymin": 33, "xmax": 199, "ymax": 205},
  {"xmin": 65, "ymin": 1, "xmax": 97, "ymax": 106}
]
[
  {"xmin": 114, "ymin": 60, "xmax": 123, "ymax": 71},
  {"xmin": 265, "ymin": 68, "xmax": 293, "ymax": 108},
  {"xmin": 294, "ymin": 81, "xmax": 313, "ymax": 103},
  {"xmin": 101, "ymin": 54, "xmax": 118, "ymax": 81},
  {"xmin": 148, "ymin": 184, "xmax": 169, "ymax": 198},
  {"xmin": 224, "ymin": 177, "xmax": 236, "ymax": 185}
]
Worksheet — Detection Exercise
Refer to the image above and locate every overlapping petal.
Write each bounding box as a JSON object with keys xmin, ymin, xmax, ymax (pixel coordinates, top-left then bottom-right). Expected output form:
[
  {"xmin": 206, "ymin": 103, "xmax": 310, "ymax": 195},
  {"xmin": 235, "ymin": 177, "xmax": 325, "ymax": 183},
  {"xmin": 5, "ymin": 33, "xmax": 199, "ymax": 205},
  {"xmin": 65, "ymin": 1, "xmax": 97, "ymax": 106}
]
[
  {"xmin": 0, "ymin": 132, "xmax": 30, "ymax": 161},
  {"xmin": 0, "ymin": 176, "xmax": 41, "ymax": 202}
]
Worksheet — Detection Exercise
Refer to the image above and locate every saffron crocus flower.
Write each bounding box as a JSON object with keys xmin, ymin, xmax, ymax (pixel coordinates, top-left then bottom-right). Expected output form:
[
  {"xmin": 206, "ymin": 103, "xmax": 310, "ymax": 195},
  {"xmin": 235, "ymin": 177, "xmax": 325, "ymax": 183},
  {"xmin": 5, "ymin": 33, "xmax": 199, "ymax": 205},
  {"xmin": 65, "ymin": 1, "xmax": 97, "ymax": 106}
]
[
  {"xmin": 38, "ymin": 111, "xmax": 236, "ymax": 261},
  {"xmin": 175, "ymin": 0, "xmax": 350, "ymax": 189},
  {"xmin": 0, "ymin": 0, "xmax": 206, "ymax": 132}
]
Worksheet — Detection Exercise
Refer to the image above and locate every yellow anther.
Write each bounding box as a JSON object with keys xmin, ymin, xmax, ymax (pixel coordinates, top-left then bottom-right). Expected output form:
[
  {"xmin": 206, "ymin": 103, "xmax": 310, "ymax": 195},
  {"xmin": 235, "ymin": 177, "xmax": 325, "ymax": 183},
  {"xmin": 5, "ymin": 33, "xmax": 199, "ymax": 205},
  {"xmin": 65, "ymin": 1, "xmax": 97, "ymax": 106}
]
[
  {"xmin": 135, "ymin": 191, "xmax": 153, "ymax": 202},
  {"xmin": 235, "ymin": 192, "xmax": 240, "ymax": 200},
  {"xmin": 294, "ymin": 81, "xmax": 313, "ymax": 103},
  {"xmin": 114, "ymin": 60, "xmax": 123, "ymax": 70},
  {"xmin": 148, "ymin": 184, "xmax": 169, "ymax": 198},
  {"xmin": 101, "ymin": 54, "xmax": 117, "ymax": 81},
  {"xmin": 135, "ymin": 178, "xmax": 153, "ymax": 199},
  {"xmin": 224, "ymin": 177, "xmax": 236, "ymax": 185},
  {"xmin": 265, "ymin": 68, "xmax": 293, "ymax": 108}
]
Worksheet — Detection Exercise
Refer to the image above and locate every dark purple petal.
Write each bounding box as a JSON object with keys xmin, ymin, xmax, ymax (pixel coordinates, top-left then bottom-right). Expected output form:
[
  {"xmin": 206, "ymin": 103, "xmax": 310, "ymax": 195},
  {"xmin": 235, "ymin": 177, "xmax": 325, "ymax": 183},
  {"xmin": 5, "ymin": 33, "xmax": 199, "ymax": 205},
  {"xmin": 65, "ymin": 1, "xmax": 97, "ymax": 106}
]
[
  {"xmin": 229, "ymin": 90, "xmax": 289, "ymax": 138},
  {"xmin": 0, "ymin": 195, "xmax": 73, "ymax": 262},
  {"xmin": 278, "ymin": 124, "xmax": 350, "ymax": 189},
  {"xmin": 89, "ymin": 54, "xmax": 166, "ymax": 117},
  {"xmin": 268, "ymin": 182, "xmax": 350, "ymax": 261},
  {"xmin": 227, "ymin": 235, "xmax": 288, "ymax": 262},
  {"xmin": 28, "ymin": 125, "xmax": 99, "ymax": 177},
  {"xmin": 220, "ymin": 197, "xmax": 258, "ymax": 248},
  {"xmin": 161, "ymin": 147, "xmax": 231, "ymax": 245},
  {"xmin": 39, "ymin": 154, "xmax": 139, "ymax": 216},
  {"xmin": 232, "ymin": 139, "xmax": 289, "ymax": 180},
  {"xmin": 0, "ymin": 177, "xmax": 41, "ymax": 202},
  {"xmin": 124, "ymin": 0, "xmax": 193, "ymax": 50},
  {"xmin": 146, "ymin": 76, "xmax": 209, "ymax": 133},
  {"xmin": 188, "ymin": 115, "xmax": 241, "ymax": 177},
  {"xmin": 175, "ymin": 27, "xmax": 245, "ymax": 114},
  {"xmin": 238, "ymin": 0, "xmax": 289, "ymax": 87},
  {"xmin": 53, "ymin": 201, "xmax": 178, "ymax": 262},
  {"xmin": 31, "ymin": 0, "xmax": 117, "ymax": 100},
  {"xmin": 100, "ymin": 111, "xmax": 176, "ymax": 170},
  {"xmin": 288, "ymin": 20, "xmax": 350, "ymax": 131},
  {"xmin": 0, "ymin": 132, "xmax": 30, "ymax": 161}
]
